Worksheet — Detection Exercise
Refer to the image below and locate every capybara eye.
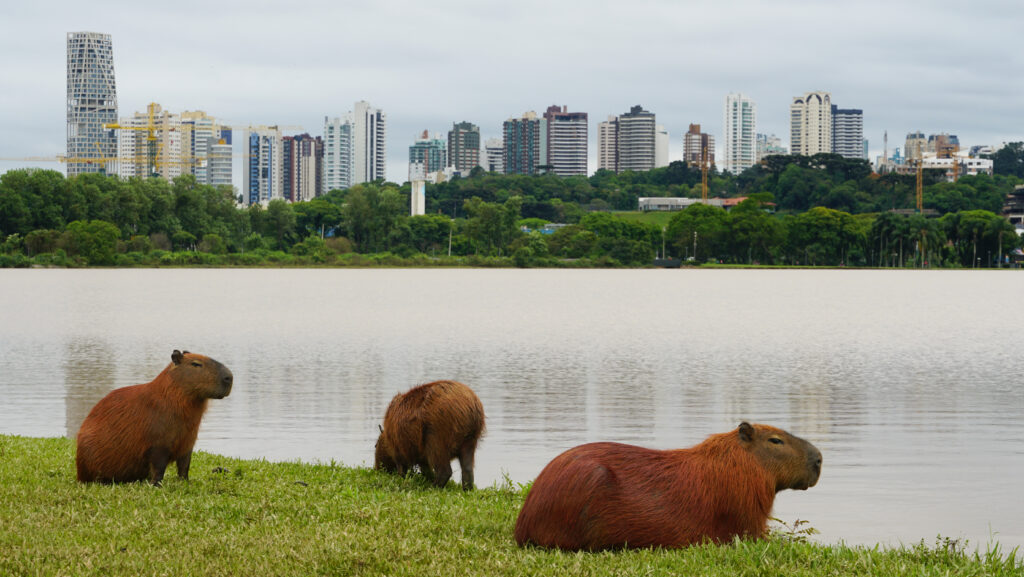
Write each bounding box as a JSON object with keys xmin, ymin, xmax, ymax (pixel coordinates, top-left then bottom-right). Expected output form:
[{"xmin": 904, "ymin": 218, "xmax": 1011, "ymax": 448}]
[
  {"xmin": 769, "ymin": 438, "xmax": 784, "ymax": 445},
  {"xmin": 190, "ymin": 361, "xmax": 202, "ymax": 368}
]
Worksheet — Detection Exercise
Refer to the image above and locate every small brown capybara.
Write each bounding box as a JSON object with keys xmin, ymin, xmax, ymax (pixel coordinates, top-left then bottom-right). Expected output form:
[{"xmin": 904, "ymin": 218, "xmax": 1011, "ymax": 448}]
[
  {"xmin": 375, "ymin": 380, "xmax": 485, "ymax": 490},
  {"xmin": 76, "ymin": 350, "xmax": 233, "ymax": 486},
  {"xmin": 514, "ymin": 422, "xmax": 822, "ymax": 551}
]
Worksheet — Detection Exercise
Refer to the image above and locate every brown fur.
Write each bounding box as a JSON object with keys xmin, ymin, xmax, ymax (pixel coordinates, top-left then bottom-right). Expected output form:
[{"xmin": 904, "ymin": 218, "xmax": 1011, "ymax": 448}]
[
  {"xmin": 374, "ymin": 380, "xmax": 485, "ymax": 490},
  {"xmin": 75, "ymin": 350, "xmax": 233, "ymax": 485},
  {"xmin": 514, "ymin": 422, "xmax": 822, "ymax": 550}
]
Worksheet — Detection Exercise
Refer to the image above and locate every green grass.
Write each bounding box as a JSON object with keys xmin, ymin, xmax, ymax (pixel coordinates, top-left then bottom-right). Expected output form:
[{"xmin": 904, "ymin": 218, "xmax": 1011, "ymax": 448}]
[
  {"xmin": 1, "ymin": 436, "xmax": 1019, "ymax": 576},
  {"xmin": 613, "ymin": 211, "xmax": 676, "ymax": 228}
]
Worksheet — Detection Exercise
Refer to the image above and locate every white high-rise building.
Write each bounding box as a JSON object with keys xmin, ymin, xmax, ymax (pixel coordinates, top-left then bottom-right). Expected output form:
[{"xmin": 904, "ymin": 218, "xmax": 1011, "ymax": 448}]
[
  {"xmin": 243, "ymin": 126, "xmax": 284, "ymax": 205},
  {"xmin": 180, "ymin": 110, "xmax": 231, "ymax": 187},
  {"xmin": 831, "ymin": 106, "xmax": 865, "ymax": 159},
  {"xmin": 66, "ymin": 32, "xmax": 117, "ymax": 176},
  {"xmin": 655, "ymin": 125, "xmax": 669, "ymax": 168},
  {"xmin": 324, "ymin": 116, "xmax": 353, "ymax": 192},
  {"xmin": 597, "ymin": 116, "xmax": 618, "ymax": 172},
  {"xmin": 543, "ymin": 105, "xmax": 588, "ymax": 176},
  {"xmin": 790, "ymin": 91, "xmax": 832, "ymax": 156},
  {"xmin": 723, "ymin": 93, "xmax": 757, "ymax": 174},
  {"xmin": 352, "ymin": 101, "xmax": 386, "ymax": 184},
  {"xmin": 616, "ymin": 105, "xmax": 656, "ymax": 173},
  {"xmin": 484, "ymin": 138, "xmax": 504, "ymax": 174}
]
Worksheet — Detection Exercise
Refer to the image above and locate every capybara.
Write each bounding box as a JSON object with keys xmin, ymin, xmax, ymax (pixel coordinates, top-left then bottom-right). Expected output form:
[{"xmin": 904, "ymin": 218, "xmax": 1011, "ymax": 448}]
[
  {"xmin": 375, "ymin": 380, "xmax": 485, "ymax": 490},
  {"xmin": 514, "ymin": 422, "xmax": 822, "ymax": 550},
  {"xmin": 76, "ymin": 350, "xmax": 233, "ymax": 486}
]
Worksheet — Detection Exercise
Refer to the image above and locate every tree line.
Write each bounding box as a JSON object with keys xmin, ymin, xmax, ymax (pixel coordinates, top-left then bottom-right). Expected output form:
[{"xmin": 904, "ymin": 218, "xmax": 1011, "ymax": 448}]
[{"xmin": 0, "ymin": 151, "xmax": 1020, "ymax": 268}]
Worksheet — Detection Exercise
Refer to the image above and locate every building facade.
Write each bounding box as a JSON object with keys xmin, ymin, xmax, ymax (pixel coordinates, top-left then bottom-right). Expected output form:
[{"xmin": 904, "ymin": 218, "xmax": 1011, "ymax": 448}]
[
  {"xmin": 447, "ymin": 121, "xmax": 480, "ymax": 172},
  {"xmin": 790, "ymin": 91, "xmax": 832, "ymax": 156},
  {"xmin": 655, "ymin": 125, "xmax": 669, "ymax": 168},
  {"xmin": 180, "ymin": 110, "xmax": 232, "ymax": 187},
  {"xmin": 683, "ymin": 124, "xmax": 715, "ymax": 166},
  {"xmin": 723, "ymin": 93, "xmax": 756, "ymax": 173},
  {"xmin": 282, "ymin": 134, "xmax": 324, "ymax": 202},
  {"xmin": 352, "ymin": 101, "xmax": 386, "ymax": 184},
  {"xmin": 66, "ymin": 32, "xmax": 118, "ymax": 176},
  {"xmin": 597, "ymin": 116, "xmax": 618, "ymax": 172},
  {"xmin": 616, "ymin": 105, "xmax": 656, "ymax": 173},
  {"xmin": 503, "ymin": 111, "xmax": 546, "ymax": 175},
  {"xmin": 243, "ymin": 126, "xmax": 284, "ymax": 206},
  {"xmin": 484, "ymin": 138, "xmax": 504, "ymax": 174},
  {"xmin": 831, "ymin": 106, "xmax": 864, "ymax": 159},
  {"xmin": 324, "ymin": 116, "xmax": 353, "ymax": 192},
  {"xmin": 408, "ymin": 131, "xmax": 448, "ymax": 181},
  {"xmin": 756, "ymin": 133, "xmax": 786, "ymax": 161},
  {"xmin": 543, "ymin": 105, "xmax": 588, "ymax": 176}
]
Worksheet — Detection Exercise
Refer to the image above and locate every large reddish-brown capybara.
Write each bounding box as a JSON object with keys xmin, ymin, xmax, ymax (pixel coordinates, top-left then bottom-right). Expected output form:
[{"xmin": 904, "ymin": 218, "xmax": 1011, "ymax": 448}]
[
  {"xmin": 514, "ymin": 422, "xmax": 822, "ymax": 550},
  {"xmin": 75, "ymin": 350, "xmax": 233, "ymax": 486},
  {"xmin": 375, "ymin": 380, "xmax": 485, "ymax": 490}
]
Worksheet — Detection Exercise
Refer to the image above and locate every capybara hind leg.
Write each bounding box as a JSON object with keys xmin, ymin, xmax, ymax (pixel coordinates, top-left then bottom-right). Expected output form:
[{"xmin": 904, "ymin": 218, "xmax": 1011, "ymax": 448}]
[
  {"xmin": 176, "ymin": 451, "xmax": 192, "ymax": 480},
  {"xmin": 148, "ymin": 447, "xmax": 171, "ymax": 487},
  {"xmin": 458, "ymin": 440, "xmax": 477, "ymax": 490},
  {"xmin": 432, "ymin": 460, "xmax": 453, "ymax": 488}
]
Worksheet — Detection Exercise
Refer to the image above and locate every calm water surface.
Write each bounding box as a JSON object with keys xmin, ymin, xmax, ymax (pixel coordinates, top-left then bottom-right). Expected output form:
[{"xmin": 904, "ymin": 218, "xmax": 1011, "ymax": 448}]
[{"xmin": 1, "ymin": 268, "xmax": 1022, "ymax": 550}]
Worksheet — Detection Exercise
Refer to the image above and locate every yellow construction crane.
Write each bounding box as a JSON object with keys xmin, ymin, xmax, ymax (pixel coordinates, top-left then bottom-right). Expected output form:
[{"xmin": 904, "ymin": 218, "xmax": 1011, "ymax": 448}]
[{"xmin": 104, "ymin": 102, "xmax": 165, "ymax": 177}]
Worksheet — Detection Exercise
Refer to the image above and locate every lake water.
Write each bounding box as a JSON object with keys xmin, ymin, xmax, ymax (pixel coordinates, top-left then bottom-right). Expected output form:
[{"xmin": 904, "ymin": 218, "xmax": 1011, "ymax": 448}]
[{"xmin": 1, "ymin": 268, "xmax": 1022, "ymax": 551}]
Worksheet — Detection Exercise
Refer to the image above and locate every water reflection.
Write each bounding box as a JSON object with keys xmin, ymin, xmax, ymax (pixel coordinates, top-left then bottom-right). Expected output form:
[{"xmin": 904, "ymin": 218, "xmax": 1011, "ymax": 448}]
[{"xmin": 62, "ymin": 338, "xmax": 116, "ymax": 439}]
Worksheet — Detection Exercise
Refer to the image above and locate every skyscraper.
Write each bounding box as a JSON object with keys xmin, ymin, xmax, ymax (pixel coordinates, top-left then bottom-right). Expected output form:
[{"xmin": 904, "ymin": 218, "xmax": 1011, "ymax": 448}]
[
  {"xmin": 503, "ymin": 111, "xmax": 545, "ymax": 175},
  {"xmin": 282, "ymin": 134, "xmax": 324, "ymax": 202},
  {"xmin": 616, "ymin": 105, "xmax": 656, "ymax": 173},
  {"xmin": 655, "ymin": 125, "xmax": 669, "ymax": 169},
  {"xmin": 790, "ymin": 91, "xmax": 832, "ymax": 156},
  {"xmin": 683, "ymin": 124, "xmax": 715, "ymax": 166},
  {"xmin": 723, "ymin": 93, "xmax": 756, "ymax": 173},
  {"xmin": 180, "ymin": 110, "xmax": 231, "ymax": 187},
  {"xmin": 66, "ymin": 32, "xmax": 117, "ymax": 176},
  {"xmin": 408, "ymin": 131, "xmax": 447, "ymax": 181},
  {"xmin": 597, "ymin": 116, "xmax": 618, "ymax": 172},
  {"xmin": 447, "ymin": 121, "xmax": 480, "ymax": 172},
  {"xmin": 484, "ymin": 138, "xmax": 504, "ymax": 174},
  {"xmin": 352, "ymin": 101, "xmax": 386, "ymax": 184},
  {"xmin": 243, "ymin": 126, "xmax": 283, "ymax": 205},
  {"xmin": 543, "ymin": 105, "xmax": 588, "ymax": 176},
  {"xmin": 324, "ymin": 116, "xmax": 353, "ymax": 192},
  {"xmin": 831, "ymin": 106, "xmax": 864, "ymax": 159}
]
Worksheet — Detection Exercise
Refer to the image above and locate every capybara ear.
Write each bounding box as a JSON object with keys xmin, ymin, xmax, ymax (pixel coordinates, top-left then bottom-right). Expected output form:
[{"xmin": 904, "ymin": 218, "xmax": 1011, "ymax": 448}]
[
  {"xmin": 378, "ymin": 424, "xmax": 384, "ymax": 433},
  {"xmin": 172, "ymin": 350, "xmax": 183, "ymax": 365},
  {"xmin": 738, "ymin": 421, "xmax": 755, "ymax": 442}
]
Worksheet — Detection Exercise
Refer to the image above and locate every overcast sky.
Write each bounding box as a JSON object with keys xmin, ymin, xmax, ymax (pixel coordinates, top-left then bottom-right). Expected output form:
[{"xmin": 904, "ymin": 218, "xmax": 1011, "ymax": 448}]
[{"xmin": 2, "ymin": 0, "xmax": 1022, "ymax": 184}]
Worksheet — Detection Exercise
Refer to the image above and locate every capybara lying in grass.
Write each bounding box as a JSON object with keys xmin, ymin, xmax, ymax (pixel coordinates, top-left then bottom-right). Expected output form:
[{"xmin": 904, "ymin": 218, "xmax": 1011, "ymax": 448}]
[
  {"xmin": 514, "ymin": 422, "xmax": 822, "ymax": 550},
  {"xmin": 375, "ymin": 380, "xmax": 485, "ymax": 490},
  {"xmin": 76, "ymin": 350, "xmax": 233, "ymax": 485}
]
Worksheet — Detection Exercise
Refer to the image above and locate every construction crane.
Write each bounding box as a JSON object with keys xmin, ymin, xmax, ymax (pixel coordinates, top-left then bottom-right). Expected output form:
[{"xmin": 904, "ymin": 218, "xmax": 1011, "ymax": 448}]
[{"xmin": 104, "ymin": 102, "xmax": 165, "ymax": 177}]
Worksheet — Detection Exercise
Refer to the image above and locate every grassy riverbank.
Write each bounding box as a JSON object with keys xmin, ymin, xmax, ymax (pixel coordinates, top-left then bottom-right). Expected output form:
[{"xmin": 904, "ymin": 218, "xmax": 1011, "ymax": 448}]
[{"xmin": 1, "ymin": 436, "xmax": 1018, "ymax": 576}]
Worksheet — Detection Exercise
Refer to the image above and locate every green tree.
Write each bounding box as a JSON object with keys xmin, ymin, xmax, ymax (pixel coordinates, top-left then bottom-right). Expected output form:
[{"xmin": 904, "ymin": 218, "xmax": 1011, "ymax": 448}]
[
  {"xmin": 62, "ymin": 220, "xmax": 120, "ymax": 265},
  {"xmin": 665, "ymin": 203, "xmax": 729, "ymax": 261}
]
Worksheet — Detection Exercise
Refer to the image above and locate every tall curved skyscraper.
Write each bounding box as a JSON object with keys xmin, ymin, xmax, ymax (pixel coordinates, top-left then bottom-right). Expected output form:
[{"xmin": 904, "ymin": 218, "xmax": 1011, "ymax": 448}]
[{"xmin": 66, "ymin": 32, "xmax": 117, "ymax": 176}]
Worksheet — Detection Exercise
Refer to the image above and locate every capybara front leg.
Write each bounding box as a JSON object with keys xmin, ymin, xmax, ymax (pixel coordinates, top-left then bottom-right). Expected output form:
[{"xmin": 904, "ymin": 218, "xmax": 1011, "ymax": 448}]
[
  {"xmin": 148, "ymin": 447, "xmax": 171, "ymax": 487},
  {"xmin": 458, "ymin": 440, "xmax": 477, "ymax": 491},
  {"xmin": 432, "ymin": 459, "xmax": 452, "ymax": 488},
  {"xmin": 176, "ymin": 451, "xmax": 192, "ymax": 480}
]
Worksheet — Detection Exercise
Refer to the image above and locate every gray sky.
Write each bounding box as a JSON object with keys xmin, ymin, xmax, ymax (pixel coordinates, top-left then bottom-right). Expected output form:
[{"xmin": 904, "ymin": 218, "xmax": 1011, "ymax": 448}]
[{"xmin": 2, "ymin": 0, "xmax": 1021, "ymax": 184}]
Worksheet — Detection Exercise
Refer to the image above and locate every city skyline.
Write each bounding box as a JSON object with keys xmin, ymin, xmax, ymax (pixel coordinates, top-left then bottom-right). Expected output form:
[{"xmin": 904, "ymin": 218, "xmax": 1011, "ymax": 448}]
[{"xmin": 3, "ymin": 1, "xmax": 1021, "ymax": 183}]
